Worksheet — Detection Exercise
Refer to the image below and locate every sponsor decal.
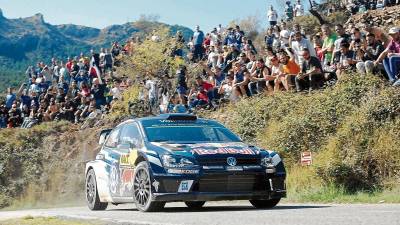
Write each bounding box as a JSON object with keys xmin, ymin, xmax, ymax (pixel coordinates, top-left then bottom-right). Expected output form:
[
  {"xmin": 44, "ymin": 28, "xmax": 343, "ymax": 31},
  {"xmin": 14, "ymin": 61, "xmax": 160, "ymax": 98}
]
[
  {"xmin": 167, "ymin": 169, "xmax": 200, "ymax": 174},
  {"xmin": 202, "ymin": 165, "xmax": 224, "ymax": 170},
  {"xmin": 191, "ymin": 147, "xmax": 256, "ymax": 155},
  {"xmin": 178, "ymin": 180, "xmax": 194, "ymax": 193},
  {"xmin": 243, "ymin": 165, "xmax": 262, "ymax": 170},
  {"xmin": 226, "ymin": 166, "xmax": 243, "ymax": 171}
]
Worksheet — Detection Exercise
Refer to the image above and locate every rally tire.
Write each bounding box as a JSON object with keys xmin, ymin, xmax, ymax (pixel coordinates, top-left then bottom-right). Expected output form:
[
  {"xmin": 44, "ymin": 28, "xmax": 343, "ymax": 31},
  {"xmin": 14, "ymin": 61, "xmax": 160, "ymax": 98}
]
[
  {"xmin": 185, "ymin": 201, "xmax": 206, "ymax": 209},
  {"xmin": 250, "ymin": 198, "xmax": 281, "ymax": 209},
  {"xmin": 133, "ymin": 161, "xmax": 165, "ymax": 212},
  {"xmin": 86, "ymin": 169, "xmax": 108, "ymax": 210}
]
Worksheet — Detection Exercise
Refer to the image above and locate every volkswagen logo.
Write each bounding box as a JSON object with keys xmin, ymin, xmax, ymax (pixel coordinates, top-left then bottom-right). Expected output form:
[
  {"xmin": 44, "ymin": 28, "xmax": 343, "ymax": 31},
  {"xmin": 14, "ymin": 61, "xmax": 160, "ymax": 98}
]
[{"xmin": 226, "ymin": 157, "xmax": 237, "ymax": 166}]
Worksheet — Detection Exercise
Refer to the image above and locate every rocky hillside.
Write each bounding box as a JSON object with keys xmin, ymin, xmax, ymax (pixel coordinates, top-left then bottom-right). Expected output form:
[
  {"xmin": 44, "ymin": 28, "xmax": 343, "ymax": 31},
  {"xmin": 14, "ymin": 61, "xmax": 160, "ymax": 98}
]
[{"xmin": 347, "ymin": 5, "xmax": 400, "ymax": 29}]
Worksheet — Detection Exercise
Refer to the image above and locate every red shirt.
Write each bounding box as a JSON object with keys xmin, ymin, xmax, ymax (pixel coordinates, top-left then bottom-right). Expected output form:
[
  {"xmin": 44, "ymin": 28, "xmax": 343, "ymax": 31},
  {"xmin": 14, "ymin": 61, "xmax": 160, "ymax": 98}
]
[
  {"xmin": 201, "ymin": 81, "xmax": 214, "ymax": 91},
  {"xmin": 197, "ymin": 91, "xmax": 208, "ymax": 101},
  {"xmin": 66, "ymin": 61, "xmax": 73, "ymax": 72}
]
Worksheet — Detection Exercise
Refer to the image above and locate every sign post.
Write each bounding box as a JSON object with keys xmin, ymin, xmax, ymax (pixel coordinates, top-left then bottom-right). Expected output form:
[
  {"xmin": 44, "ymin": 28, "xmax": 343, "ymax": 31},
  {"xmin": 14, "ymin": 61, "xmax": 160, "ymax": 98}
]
[{"xmin": 301, "ymin": 151, "xmax": 312, "ymax": 166}]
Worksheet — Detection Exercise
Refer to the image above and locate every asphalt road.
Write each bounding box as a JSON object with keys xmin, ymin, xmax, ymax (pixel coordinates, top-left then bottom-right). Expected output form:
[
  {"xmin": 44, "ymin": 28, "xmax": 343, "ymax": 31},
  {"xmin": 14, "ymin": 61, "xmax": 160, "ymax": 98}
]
[{"xmin": 0, "ymin": 201, "xmax": 399, "ymax": 225}]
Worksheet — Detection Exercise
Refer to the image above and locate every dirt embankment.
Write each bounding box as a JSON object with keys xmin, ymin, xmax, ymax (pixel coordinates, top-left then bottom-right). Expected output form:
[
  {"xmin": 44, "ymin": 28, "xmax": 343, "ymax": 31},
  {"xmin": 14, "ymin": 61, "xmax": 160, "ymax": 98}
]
[{"xmin": 0, "ymin": 117, "xmax": 122, "ymax": 209}]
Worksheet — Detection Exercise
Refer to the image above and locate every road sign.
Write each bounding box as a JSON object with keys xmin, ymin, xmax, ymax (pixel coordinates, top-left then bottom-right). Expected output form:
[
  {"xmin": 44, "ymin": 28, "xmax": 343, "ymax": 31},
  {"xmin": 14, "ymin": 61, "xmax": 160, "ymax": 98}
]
[{"xmin": 301, "ymin": 151, "xmax": 312, "ymax": 166}]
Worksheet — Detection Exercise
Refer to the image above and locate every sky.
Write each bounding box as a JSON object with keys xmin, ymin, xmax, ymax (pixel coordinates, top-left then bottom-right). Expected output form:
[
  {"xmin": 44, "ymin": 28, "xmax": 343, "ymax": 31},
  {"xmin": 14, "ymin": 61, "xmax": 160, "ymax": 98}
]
[{"xmin": 0, "ymin": 0, "xmax": 313, "ymax": 32}]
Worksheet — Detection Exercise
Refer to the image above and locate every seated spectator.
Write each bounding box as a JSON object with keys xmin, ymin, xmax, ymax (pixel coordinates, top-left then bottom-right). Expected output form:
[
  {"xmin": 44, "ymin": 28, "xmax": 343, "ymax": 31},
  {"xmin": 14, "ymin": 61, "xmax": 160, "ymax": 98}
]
[
  {"xmin": 333, "ymin": 41, "xmax": 356, "ymax": 79},
  {"xmin": 295, "ymin": 48, "xmax": 324, "ymax": 92},
  {"xmin": 232, "ymin": 63, "xmax": 249, "ymax": 97},
  {"xmin": 279, "ymin": 49, "xmax": 301, "ymax": 91},
  {"xmin": 355, "ymin": 33, "xmax": 384, "ymax": 75},
  {"xmin": 7, "ymin": 103, "xmax": 22, "ymax": 128},
  {"xmin": 218, "ymin": 75, "xmax": 238, "ymax": 103},
  {"xmin": 269, "ymin": 55, "xmax": 284, "ymax": 92},
  {"xmin": 189, "ymin": 86, "xmax": 209, "ymax": 109},
  {"xmin": 374, "ymin": 27, "xmax": 400, "ymax": 85},
  {"xmin": 248, "ymin": 58, "xmax": 269, "ymax": 95}
]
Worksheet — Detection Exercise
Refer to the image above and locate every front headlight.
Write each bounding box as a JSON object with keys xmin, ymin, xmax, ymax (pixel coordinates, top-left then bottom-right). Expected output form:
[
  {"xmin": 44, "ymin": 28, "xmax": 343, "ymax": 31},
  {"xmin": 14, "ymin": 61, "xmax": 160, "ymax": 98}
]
[
  {"xmin": 261, "ymin": 156, "xmax": 276, "ymax": 174},
  {"xmin": 162, "ymin": 155, "xmax": 194, "ymax": 168},
  {"xmin": 261, "ymin": 157, "xmax": 274, "ymax": 167}
]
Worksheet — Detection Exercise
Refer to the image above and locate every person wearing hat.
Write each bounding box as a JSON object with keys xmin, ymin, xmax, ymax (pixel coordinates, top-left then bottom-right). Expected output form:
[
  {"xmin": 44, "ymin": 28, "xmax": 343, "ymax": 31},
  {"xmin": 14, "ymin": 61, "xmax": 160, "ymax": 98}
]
[{"xmin": 374, "ymin": 27, "xmax": 400, "ymax": 84}]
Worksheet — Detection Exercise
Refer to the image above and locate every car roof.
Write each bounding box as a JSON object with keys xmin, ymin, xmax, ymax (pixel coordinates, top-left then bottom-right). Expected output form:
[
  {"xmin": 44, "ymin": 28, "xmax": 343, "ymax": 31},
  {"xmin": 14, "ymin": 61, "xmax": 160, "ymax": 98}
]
[{"xmin": 124, "ymin": 113, "xmax": 223, "ymax": 127}]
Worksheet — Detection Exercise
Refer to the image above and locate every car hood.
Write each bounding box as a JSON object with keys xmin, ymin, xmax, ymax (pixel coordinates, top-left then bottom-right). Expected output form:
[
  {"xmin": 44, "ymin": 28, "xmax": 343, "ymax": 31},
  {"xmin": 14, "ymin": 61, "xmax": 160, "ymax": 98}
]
[{"xmin": 150, "ymin": 142, "xmax": 261, "ymax": 158}]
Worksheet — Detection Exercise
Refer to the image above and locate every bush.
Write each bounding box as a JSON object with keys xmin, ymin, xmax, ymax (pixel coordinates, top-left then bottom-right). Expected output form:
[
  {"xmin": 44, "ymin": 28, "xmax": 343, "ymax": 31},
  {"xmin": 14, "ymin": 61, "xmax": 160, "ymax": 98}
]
[{"xmin": 211, "ymin": 75, "xmax": 400, "ymax": 192}]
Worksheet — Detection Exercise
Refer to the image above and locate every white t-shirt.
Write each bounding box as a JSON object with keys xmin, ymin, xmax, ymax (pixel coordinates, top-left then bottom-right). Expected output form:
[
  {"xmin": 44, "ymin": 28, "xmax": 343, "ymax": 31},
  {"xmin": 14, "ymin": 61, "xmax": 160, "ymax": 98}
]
[
  {"xmin": 145, "ymin": 80, "xmax": 156, "ymax": 99},
  {"xmin": 271, "ymin": 64, "xmax": 283, "ymax": 76},
  {"xmin": 267, "ymin": 9, "xmax": 278, "ymax": 22},
  {"xmin": 295, "ymin": 4, "xmax": 304, "ymax": 16},
  {"xmin": 110, "ymin": 87, "xmax": 122, "ymax": 100}
]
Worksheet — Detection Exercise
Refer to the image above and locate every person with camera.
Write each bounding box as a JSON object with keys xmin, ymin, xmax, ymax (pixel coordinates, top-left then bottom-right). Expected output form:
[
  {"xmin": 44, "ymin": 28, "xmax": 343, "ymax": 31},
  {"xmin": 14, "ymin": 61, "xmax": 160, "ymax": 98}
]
[
  {"xmin": 332, "ymin": 41, "xmax": 356, "ymax": 79},
  {"xmin": 356, "ymin": 33, "xmax": 384, "ymax": 75}
]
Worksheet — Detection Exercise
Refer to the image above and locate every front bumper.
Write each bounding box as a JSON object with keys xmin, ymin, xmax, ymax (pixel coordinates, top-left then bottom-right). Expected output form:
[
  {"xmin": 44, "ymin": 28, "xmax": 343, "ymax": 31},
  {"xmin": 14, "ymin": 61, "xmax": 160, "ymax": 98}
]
[{"xmin": 151, "ymin": 171, "xmax": 286, "ymax": 202}]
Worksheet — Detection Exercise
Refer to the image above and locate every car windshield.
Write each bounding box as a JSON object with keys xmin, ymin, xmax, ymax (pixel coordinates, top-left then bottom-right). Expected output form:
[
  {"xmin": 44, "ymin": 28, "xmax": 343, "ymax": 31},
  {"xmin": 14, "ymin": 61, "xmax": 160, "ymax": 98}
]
[{"xmin": 144, "ymin": 125, "xmax": 241, "ymax": 143}]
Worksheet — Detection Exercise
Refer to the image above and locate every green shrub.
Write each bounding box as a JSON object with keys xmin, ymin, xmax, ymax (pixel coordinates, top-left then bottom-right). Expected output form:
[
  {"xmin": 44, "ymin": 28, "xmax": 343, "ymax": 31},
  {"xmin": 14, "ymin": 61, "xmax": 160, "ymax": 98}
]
[{"xmin": 212, "ymin": 75, "xmax": 400, "ymax": 192}]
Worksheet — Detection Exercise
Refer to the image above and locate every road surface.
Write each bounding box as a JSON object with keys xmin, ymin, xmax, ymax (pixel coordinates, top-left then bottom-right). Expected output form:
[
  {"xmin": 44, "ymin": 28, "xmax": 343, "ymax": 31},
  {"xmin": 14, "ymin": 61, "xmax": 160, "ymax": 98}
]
[{"xmin": 0, "ymin": 201, "xmax": 399, "ymax": 225}]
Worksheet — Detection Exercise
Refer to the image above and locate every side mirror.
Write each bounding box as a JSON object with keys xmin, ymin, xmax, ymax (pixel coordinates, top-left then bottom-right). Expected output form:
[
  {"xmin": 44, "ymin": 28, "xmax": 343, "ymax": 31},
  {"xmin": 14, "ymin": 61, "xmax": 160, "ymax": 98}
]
[{"xmin": 99, "ymin": 129, "xmax": 112, "ymax": 145}]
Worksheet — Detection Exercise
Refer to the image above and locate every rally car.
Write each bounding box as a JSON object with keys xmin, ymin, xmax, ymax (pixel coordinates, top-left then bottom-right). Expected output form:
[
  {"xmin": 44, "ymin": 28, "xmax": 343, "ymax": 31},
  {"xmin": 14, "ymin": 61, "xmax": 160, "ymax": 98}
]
[{"xmin": 85, "ymin": 114, "xmax": 286, "ymax": 212}]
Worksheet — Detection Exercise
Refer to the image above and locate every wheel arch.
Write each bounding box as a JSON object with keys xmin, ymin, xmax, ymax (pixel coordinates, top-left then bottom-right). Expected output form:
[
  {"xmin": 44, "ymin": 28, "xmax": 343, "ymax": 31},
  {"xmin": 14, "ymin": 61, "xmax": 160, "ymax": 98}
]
[{"xmin": 85, "ymin": 160, "xmax": 113, "ymax": 203}]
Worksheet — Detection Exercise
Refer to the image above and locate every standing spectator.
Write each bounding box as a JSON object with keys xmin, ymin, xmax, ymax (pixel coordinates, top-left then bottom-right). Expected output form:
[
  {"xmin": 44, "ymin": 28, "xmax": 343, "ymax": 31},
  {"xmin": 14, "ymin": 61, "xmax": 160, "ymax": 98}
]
[
  {"xmin": 375, "ymin": 27, "xmax": 400, "ymax": 85},
  {"xmin": 334, "ymin": 24, "xmax": 352, "ymax": 56},
  {"xmin": 103, "ymin": 48, "xmax": 113, "ymax": 73},
  {"xmin": 285, "ymin": 1, "xmax": 294, "ymax": 21},
  {"xmin": 321, "ymin": 25, "xmax": 337, "ymax": 66},
  {"xmin": 175, "ymin": 67, "xmax": 188, "ymax": 104},
  {"xmin": 294, "ymin": 0, "xmax": 305, "ymax": 17},
  {"xmin": 192, "ymin": 25, "xmax": 205, "ymax": 61},
  {"xmin": 291, "ymin": 30, "xmax": 316, "ymax": 65},
  {"xmin": 5, "ymin": 87, "xmax": 16, "ymax": 110},
  {"xmin": 267, "ymin": 5, "xmax": 278, "ymax": 27}
]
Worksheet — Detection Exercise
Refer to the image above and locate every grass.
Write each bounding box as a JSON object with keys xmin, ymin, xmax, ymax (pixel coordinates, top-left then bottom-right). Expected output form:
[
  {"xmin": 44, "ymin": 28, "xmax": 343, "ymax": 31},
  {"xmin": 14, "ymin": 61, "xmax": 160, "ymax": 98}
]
[
  {"xmin": 284, "ymin": 165, "xmax": 400, "ymax": 203},
  {"xmin": 0, "ymin": 216, "xmax": 104, "ymax": 225}
]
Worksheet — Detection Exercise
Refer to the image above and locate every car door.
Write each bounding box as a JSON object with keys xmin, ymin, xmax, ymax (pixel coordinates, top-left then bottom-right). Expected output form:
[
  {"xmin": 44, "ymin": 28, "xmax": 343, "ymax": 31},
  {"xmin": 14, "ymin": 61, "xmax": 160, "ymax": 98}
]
[
  {"xmin": 102, "ymin": 126, "xmax": 123, "ymax": 197},
  {"xmin": 117, "ymin": 122, "xmax": 143, "ymax": 197}
]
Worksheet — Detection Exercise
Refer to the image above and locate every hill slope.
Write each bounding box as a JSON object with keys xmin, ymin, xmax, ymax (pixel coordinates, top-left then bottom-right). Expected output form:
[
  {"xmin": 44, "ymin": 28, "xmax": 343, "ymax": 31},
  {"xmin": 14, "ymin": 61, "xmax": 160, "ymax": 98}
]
[{"xmin": 0, "ymin": 9, "xmax": 192, "ymax": 93}]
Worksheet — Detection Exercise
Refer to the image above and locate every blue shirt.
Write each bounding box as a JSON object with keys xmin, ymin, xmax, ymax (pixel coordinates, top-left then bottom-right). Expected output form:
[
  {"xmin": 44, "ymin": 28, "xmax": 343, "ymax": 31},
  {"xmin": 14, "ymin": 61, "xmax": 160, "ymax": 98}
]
[
  {"xmin": 6, "ymin": 93, "xmax": 16, "ymax": 109},
  {"xmin": 192, "ymin": 31, "xmax": 204, "ymax": 46}
]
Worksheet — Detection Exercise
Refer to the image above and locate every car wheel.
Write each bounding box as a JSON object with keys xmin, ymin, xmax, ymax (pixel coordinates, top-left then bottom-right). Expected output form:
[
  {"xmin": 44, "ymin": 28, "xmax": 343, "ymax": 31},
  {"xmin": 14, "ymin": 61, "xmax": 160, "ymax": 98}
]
[
  {"xmin": 249, "ymin": 198, "xmax": 281, "ymax": 209},
  {"xmin": 133, "ymin": 161, "xmax": 165, "ymax": 212},
  {"xmin": 185, "ymin": 201, "xmax": 206, "ymax": 209},
  {"xmin": 86, "ymin": 169, "xmax": 108, "ymax": 210}
]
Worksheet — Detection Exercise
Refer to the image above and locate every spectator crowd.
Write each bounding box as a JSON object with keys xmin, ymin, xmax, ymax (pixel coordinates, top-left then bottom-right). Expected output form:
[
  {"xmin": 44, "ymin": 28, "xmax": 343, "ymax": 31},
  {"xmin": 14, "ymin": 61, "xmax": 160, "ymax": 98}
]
[
  {"xmin": 1, "ymin": 0, "xmax": 400, "ymax": 128},
  {"xmin": 0, "ymin": 43, "xmax": 134, "ymax": 128}
]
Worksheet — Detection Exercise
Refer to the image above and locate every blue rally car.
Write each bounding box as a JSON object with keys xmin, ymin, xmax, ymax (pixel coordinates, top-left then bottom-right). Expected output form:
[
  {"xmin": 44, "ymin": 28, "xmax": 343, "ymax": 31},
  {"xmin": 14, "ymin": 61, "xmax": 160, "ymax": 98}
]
[{"xmin": 85, "ymin": 114, "xmax": 286, "ymax": 212}]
